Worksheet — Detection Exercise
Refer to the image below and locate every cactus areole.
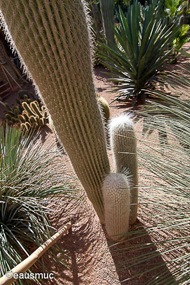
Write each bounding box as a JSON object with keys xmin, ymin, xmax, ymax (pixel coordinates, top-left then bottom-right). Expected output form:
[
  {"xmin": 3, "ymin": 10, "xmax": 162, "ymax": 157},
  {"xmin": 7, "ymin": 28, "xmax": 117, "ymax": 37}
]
[{"xmin": 0, "ymin": 0, "xmax": 110, "ymax": 222}]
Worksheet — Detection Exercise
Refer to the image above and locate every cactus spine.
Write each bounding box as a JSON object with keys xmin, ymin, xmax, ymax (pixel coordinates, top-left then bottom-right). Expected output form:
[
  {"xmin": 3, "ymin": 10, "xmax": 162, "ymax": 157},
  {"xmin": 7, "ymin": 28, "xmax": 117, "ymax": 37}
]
[
  {"xmin": 109, "ymin": 114, "xmax": 138, "ymax": 224},
  {"xmin": 0, "ymin": 0, "xmax": 110, "ymax": 221},
  {"xmin": 102, "ymin": 173, "xmax": 130, "ymax": 241}
]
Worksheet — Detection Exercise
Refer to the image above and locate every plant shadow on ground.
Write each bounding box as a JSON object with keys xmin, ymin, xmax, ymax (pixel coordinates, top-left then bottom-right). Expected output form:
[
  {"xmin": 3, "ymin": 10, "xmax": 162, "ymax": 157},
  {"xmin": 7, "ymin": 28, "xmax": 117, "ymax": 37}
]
[
  {"xmin": 102, "ymin": 219, "xmax": 176, "ymax": 285},
  {"xmin": 31, "ymin": 195, "xmax": 120, "ymax": 285},
  {"xmin": 33, "ymin": 202, "xmax": 176, "ymax": 285}
]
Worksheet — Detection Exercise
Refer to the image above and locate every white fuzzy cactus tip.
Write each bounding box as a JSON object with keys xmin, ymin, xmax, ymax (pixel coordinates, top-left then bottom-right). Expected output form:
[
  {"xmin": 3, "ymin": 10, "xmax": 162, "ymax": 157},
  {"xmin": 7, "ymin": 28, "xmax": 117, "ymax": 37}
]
[{"xmin": 109, "ymin": 113, "xmax": 134, "ymax": 134}]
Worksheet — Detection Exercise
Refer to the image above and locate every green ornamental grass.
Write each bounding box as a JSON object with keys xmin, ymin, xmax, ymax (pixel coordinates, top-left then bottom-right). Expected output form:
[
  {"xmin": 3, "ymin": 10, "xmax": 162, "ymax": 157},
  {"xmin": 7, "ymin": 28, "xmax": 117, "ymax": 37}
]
[
  {"xmin": 0, "ymin": 126, "xmax": 77, "ymax": 283},
  {"xmin": 110, "ymin": 64, "xmax": 190, "ymax": 284}
]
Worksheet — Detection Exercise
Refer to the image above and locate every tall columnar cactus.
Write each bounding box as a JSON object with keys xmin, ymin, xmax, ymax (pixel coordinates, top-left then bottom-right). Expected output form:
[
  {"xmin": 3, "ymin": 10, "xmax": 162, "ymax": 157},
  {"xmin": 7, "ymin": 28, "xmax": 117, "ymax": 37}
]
[
  {"xmin": 0, "ymin": 0, "xmax": 110, "ymax": 222},
  {"xmin": 0, "ymin": 1, "xmax": 139, "ymax": 239},
  {"xmin": 109, "ymin": 114, "xmax": 138, "ymax": 224},
  {"xmin": 102, "ymin": 173, "xmax": 130, "ymax": 241},
  {"xmin": 99, "ymin": 0, "xmax": 115, "ymax": 46}
]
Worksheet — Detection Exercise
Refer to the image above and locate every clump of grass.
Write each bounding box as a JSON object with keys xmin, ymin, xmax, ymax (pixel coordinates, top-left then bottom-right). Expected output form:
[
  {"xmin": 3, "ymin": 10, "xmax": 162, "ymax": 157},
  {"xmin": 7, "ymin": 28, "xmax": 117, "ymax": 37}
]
[
  {"xmin": 0, "ymin": 126, "xmax": 77, "ymax": 283},
  {"xmin": 108, "ymin": 64, "xmax": 190, "ymax": 284}
]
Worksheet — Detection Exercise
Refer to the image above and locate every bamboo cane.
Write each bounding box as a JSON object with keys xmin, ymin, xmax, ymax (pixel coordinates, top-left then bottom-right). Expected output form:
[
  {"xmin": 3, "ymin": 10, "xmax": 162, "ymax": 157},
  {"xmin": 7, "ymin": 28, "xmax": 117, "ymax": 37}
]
[{"xmin": 0, "ymin": 222, "xmax": 72, "ymax": 285}]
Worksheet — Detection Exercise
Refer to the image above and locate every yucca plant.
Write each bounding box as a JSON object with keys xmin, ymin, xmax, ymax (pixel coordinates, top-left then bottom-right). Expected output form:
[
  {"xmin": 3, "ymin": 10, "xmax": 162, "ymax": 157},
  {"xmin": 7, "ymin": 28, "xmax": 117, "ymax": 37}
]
[
  {"xmin": 100, "ymin": 0, "xmax": 180, "ymax": 105},
  {"xmin": 0, "ymin": 126, "xmax": 77, "ymax": 284},
  {"xmin": 108, "ymin": 64, "xmax": 190, "ymax": 284}
]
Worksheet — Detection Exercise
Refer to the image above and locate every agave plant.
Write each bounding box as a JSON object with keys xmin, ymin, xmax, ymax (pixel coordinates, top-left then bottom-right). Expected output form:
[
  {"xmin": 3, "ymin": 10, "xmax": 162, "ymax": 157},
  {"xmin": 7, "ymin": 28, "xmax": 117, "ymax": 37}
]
[
  {"xmin": 0, "ymin": 126, "xmax": 77, "ymax": 284},
  {"xmin": 100, "ymin": 0, "xmax": 180, "ymax": 105}
]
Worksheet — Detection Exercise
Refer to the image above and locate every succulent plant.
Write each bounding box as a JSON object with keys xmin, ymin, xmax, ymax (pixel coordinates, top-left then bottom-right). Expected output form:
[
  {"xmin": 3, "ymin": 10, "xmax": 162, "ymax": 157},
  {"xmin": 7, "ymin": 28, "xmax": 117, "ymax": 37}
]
[
  {"xmin": 3, "ymin": 103, "xmax": 21, "ymax": 128},
  {"xmin": 2, "ymin": 91, "xmax": 49, "ymax": 132},
  {"xmin": 0, "ymin": 0, "xmax": 111, "ymax": 222},
  {"xmin": 102, "ymin": 173, "xmax": 130, "ymax": 240},
  {"xmin": 0, "ymin": 0, "xmax": 138, "ymax": 238},
  {"xmin": 109, "ymin": 114, "xmax": 138, "ymax": 224},
  {"xmin": 97, "ymin": 94, "xmax": 110, "ymax": 122},
  {"xmin": 19, "ymin": 100, "xmax": 48, "ymax": 132}
]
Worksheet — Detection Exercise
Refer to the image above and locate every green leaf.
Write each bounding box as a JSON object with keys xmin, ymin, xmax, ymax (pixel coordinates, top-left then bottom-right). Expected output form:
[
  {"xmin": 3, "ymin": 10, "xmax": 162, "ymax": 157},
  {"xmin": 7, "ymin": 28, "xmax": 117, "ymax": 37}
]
[{"xmin": 99, "ymin": 0, "xmax": 180, "ymax": 103}]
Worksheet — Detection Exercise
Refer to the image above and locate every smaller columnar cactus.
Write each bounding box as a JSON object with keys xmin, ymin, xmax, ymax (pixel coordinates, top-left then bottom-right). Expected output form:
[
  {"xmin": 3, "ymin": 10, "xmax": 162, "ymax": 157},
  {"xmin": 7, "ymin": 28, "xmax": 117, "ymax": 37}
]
[
  {"xmin": 102, "ymin": 173, "xmax": 130, "ymax": 241},
  {"xmin": 20, "ymin": 101, "xmax": 48, "ymax": 132},
  {"xmin": 3, "ymin": 104, "xmax": 21, "ymax": 128},
  {"xmin": 97, "ymin": 94, "xmax": 110, "ymax": 122},
  {"xmin": 109, "ymin": 113, "xmax": 138, "ymax": 225}
]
